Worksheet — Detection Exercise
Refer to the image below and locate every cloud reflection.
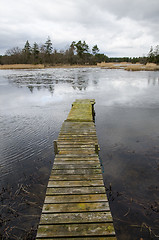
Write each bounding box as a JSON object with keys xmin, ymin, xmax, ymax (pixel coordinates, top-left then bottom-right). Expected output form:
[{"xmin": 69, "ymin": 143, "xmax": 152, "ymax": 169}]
[{"xmin": 1, "ymin": 68, "xmax": 159, "ymax": 113}]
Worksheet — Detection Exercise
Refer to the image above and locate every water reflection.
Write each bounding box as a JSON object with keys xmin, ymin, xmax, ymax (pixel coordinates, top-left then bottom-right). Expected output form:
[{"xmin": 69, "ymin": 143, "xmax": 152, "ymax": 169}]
[
  {"xmin": 7, "ymin": 68, "xmax": 92, "ymax": 94},
  {"xmin": 148, "ymin": 76, "xmax": 159, "ymax": 86},
  {"xmin": 0, "ymin": 68, "xmax": 159, "ymax": 239}
]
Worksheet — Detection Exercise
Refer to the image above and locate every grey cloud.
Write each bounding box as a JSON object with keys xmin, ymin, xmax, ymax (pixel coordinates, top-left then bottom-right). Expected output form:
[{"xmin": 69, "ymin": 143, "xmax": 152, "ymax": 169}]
[{"xmin": 0, "ymin": 0, "xmax": 158, "ymax": 56}]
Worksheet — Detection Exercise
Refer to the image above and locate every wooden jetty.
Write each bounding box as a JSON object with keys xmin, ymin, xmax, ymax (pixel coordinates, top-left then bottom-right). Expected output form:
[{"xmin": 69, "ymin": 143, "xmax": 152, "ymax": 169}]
[{"xmin": 36, "ymin": 99, "xmax": 116, "ymax": 239}]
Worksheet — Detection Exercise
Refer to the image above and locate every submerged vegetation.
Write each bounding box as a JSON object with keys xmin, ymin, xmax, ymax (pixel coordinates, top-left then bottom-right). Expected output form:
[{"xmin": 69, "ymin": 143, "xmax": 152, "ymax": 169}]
[{"xmin": 0, "ymin": 37, "xmax": 159, "ymax": 68}]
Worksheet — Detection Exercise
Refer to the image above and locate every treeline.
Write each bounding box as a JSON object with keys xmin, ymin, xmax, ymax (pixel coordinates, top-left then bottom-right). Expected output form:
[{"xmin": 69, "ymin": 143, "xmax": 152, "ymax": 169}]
[
  {"xmin": 0, "ymin": 37, "xmax": 108, "ymax": 65},
  {"xmin": 0, "ymin": 37, "xmax": 158, "ymax": 65}
]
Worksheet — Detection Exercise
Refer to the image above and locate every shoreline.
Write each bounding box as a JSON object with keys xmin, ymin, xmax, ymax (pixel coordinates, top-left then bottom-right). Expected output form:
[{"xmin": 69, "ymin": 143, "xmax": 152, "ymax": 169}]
[
  {"xmin": 97, "ymin": 62, "xmax": 159, "ymax": 71},
  {"xmin": 0, "ymin": 63, "xmax": 159, "ymax": 71},
  {"xmin": 0, "ymin": 64, "xmax": 98, "ymax": 70}
]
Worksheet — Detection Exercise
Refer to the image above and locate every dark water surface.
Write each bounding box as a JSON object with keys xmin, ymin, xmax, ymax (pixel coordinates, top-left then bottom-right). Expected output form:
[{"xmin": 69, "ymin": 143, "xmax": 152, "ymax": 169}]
[{"xmin": 0, "ymin": 68, "xmax": 159, "ymax": 239}]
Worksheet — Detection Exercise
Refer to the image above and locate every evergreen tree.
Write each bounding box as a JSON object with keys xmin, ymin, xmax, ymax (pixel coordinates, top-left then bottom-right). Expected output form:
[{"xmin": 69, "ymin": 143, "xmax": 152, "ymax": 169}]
[
  {"xmin": 92, "ymin": 45, "xmax": 99, "ymax": 55},
  {"xmin": 44, "ymin": 36, "xmax": 53, "ymax": 63},
  {"xmin": 22, "ymin": 40, "xmax": 31, "ymax": 63},
  {"xmin": 75, "ymin": 40, "xmax": 89, "ymax": 58},
  {"xmin": 44, "ymin": 36, "xmax": 53, "ymax": 55},
  {"xmin": 32, "ymin": 42, "xmax": 39, "ymax": 63},
  {"xmin": 148, "ymin": 46, "xmax": 155, "ymax": 62}
]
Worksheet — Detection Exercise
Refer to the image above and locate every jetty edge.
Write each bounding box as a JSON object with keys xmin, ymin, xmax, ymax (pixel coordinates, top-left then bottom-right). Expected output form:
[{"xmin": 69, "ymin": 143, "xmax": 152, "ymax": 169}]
[{"xmin": 36, "ymin": 99, "xmax": 116, "ymax": 239}]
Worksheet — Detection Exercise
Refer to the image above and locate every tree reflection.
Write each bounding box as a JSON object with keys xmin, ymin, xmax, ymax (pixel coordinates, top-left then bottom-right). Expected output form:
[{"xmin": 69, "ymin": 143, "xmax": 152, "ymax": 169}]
[
  {"xmin": 8, "ymin": 69, "xmax": 99, "ymax": 94},
  {"xmin": 148, "ymin": 77, "xmax": 159, "ymax": 86}
]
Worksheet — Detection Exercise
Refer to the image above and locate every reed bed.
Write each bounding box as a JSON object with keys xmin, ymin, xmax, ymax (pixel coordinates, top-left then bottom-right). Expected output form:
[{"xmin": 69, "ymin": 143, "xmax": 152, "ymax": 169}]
[{"xmin": 0, "ymin": 64, "xmax": 45, "ymax": 69}]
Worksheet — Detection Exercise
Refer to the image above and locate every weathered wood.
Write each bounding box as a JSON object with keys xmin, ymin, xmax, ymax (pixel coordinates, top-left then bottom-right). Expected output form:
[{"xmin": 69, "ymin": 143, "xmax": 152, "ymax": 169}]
[
  {"xmin": 40, "ymin": 212, "xmax": 113, "ymax": 224},
  {"xmin": 47, "ymin": 180, "xmax": 104, "ymax": 187},
  {"xmin": 53, "ymin": 164, "xmax": 101, "ymax": 169},
  {"xmin": 46, "ymin": 186, "xmax": 106, "ymax": 195},
  {"xmin": 36, "ymin": 223, "xmax": 115, "ymax": 238},
  {"xmin": 49, "ymin": 174, "xmax": 103, "ymax": 181},
  {"xmin": 53, "ymin": 140, "xmax": 58, "ymax": 154},
  {"xmin": 37, "ymin": 237, "xmax": 116, "ymax": 240},
  {"xmin": 51, "ymin": 168, "xmax": 102, "ymax": 175},
  {"xmin": 36, "ymin": 99, "xmax": 116, "ymax": 239},
  {"xmin": 44, "ymin": 194, "xmax": 108, "ymax": 203},
  {"xmin": 55, "ymin": 154, "xmax": 99, "ymax": 159},
  {"xmin": 37, "ymin": 238, "xmax": 116, "ymax": 240},
  {"xmin": 42, "ymin": 202, "xmax": 110, "ymax": 213},
  {"xmin": 53, "ymin": 160, "xmax": 99, "ymax": 164}
]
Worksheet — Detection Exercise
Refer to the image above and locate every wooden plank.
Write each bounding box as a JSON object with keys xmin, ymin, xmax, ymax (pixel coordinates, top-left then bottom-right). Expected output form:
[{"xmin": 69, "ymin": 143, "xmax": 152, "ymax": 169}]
[
  {"xmin": 36, "ymin": 223, "xmax": 115, "ymax": 238},
  {"xmin": 37, "ymin": 237, "xmax": 116, "ymax": 240},
  {"xmin": 46, "ymin": 186, "xmax": 106, "ymax": 195},
  {"xmin": 44, "ymin": 194, "xmax": 108, "ymax": 203},
  {"xmin": 49, "ymin": 174, "xmax": 103, "ymax": 181},
  {"xmin": 57, "ymin": 142, "xmax": 97, "ymax": 145},
  {"xmin": 53, "ymin": 164, "xmax": 101, "ymax": 169},
  {"xmin": 53, "ymin": 160, "xmax": 99, "ymax": 164},
  {"xmin": 47, "ymin": 180, "xmax": 104, "ymax": 187},
  {"xmin": 55, "ymin": 155, "xmax": 99, "ymax": 159},
  {"xmin": 57, "ymin": 138, "xmax": 98, "ymax": 142},
  {"xmin": 59, "ymin": 150, "xmax": 96, "ymax": 155},
  {"xmin": 51, "ymin": 168, "xmax": 102, "ymax": 175},
  {"xmin": 40, "ymin": 212, "xmax": 113, "ymax": 224},
  {"xmin": 57, "ymin": 145, "xmax": 95, "ymax": 148},
  {"xmin": 42, "ymin": 202, "xmax": 110, "ymax": 213}
]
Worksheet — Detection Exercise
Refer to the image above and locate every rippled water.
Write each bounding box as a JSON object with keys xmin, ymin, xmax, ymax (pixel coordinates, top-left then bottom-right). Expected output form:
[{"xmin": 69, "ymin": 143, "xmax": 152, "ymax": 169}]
[{"xmin": 0, "ymin": 68, "xmax": 159, "ymax": 239}]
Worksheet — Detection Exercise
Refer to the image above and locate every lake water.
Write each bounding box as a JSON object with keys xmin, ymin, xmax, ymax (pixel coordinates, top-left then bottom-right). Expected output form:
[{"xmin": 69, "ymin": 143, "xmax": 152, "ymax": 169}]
[{"xmin": 0, "ymin": 68, "xmax": 159, "ymax": 239}]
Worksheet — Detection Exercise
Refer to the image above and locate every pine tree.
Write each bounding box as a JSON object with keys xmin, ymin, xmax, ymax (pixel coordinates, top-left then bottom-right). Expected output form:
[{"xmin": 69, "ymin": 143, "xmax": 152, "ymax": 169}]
[
  {"xmin": 32, "ymin": 42, "xmax": 39, "ymax": 63},
  {"xmin": 23, "ymin": 40, "xmax": 31, "ymax": 63},
  {"xmin": 92, "ymin": 45, "xmax": 99, "ymax": 55},
  {"xmin": 44, "ymin": 36, "xmax": 53, "ymax": 55}
]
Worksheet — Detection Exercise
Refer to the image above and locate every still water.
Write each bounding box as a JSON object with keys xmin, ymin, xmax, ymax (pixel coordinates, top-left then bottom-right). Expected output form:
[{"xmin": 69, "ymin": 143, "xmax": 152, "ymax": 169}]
[{"xmin": 0, "ymin": 68, "xmax": 159, "ymax": 239}]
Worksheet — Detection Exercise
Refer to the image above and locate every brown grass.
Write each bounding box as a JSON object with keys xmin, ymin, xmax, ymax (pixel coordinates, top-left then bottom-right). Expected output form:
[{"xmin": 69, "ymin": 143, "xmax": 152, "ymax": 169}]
[
  {"xmin": 47, "ymin": 64, "xmax": 98, "ymax": 68},
  {"xmin": 1, "ymin": 63, "xmax": 159, "ymax": 71},
  {"xmin": 97, "ymin": 62, "xmax": 132, "ymax": 69},
  {"xmin": 0, "ymin": 64, "xmax": 45, "ymax": 69},
  {"xmin": 125, "ymin": 63, "xmax": 159, "ymax": 71},
  {"xmin": 98, "ymin": 62, "xmax": 159, "ymax": 71},
  {"xmin": 0, "ymin": 64, "xmax": 98, "ymax": 70}
]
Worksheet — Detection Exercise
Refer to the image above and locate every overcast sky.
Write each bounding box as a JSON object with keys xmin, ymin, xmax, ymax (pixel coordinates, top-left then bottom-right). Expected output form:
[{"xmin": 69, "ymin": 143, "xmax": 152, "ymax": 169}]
[{"xmin": 0, "ymin": 0, "xmax": 159, "ymax": 57}]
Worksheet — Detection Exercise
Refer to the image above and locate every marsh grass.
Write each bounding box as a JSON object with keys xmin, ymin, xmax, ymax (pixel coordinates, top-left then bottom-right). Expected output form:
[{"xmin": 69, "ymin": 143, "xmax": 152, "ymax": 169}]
[
  {"xmin": 1, "ymin": 63, "xmax": 159, "ymax": 71},
  {"xmin": 98, "ymin": 62, "xmax": 159, "ymax": 71},
  {"xmin": 0, "ymin": 64, "xmax": 97, "ymax": 70},
  {"xmin": 0, "ymin": 64, "xmax": 45, "ymax": 69},
  {"xmin": 125, "ymin": 63, "xmax": 159, "ymax": 71}
]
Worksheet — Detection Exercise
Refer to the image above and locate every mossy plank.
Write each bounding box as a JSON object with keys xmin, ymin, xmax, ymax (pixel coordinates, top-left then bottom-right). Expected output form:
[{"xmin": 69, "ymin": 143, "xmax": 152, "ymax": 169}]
[
  {"xmin": 42, "ymin": 202, "xmax": 110, "ymax": 213},
  {"xmin": 53, "ymin": 160, "xmax": 99, "ymax": 164},
  {"xmin": 59, "ymin": 134, "xmax": 97, "ymax": 137},
  {"xmin": 59, "ymin": 131, "xmax": 96, "ymax": 135},
  {"xmin": 57, "ymin": 145, "xmax": 95, "ymax": 148},
  {"xmin": 46, "ymin": 186, "xmax": 106, "ymax": 195},
  {"xmin": 57, "ymin": 142, "xmax": 98, "ymax": 146},
  {"xmin": 51, "ymin": 168, "xmax": 102, "ymax": 175},
  {"xmin": 36, "ymin": 223, "xmax": 115, "ymax": 238},
  {"xmin": 40, "ymin": 212, "xmax": 113, "ymax": 224},
  {"xmin": 53, "ymin": 164, "xmax": 101, "ymax": 169},
  {"xmin": 55, "ymin": 154, "xmax": 99, "ymax": 159},
  {"xmin": 59, "ymin": 150, "xmax": 95, "ymax": 155},
  {"xmin": 58, "ymin": 138, "xmax": 98, "ymax": 142},
  {"xmin": 49, "ymin": 174, "xmax": 103, "ymax": 181},
  {"xmin": 37, "ymin": 237, "xmax": 116, "ymax": 240},
  {"xmin": 47, "ymin": 180, "xmax": 103, "ymax": 187},
  {"xmin": 44, "ymin": 194, "xmax": 108, "ymax": 203}
]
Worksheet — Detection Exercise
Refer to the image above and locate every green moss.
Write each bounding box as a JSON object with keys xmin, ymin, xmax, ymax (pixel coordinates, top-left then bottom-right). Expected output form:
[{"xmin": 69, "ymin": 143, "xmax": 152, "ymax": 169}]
[{"xmin": 107, "ymin": 225, "xmax": 115, "ymax": 233}]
